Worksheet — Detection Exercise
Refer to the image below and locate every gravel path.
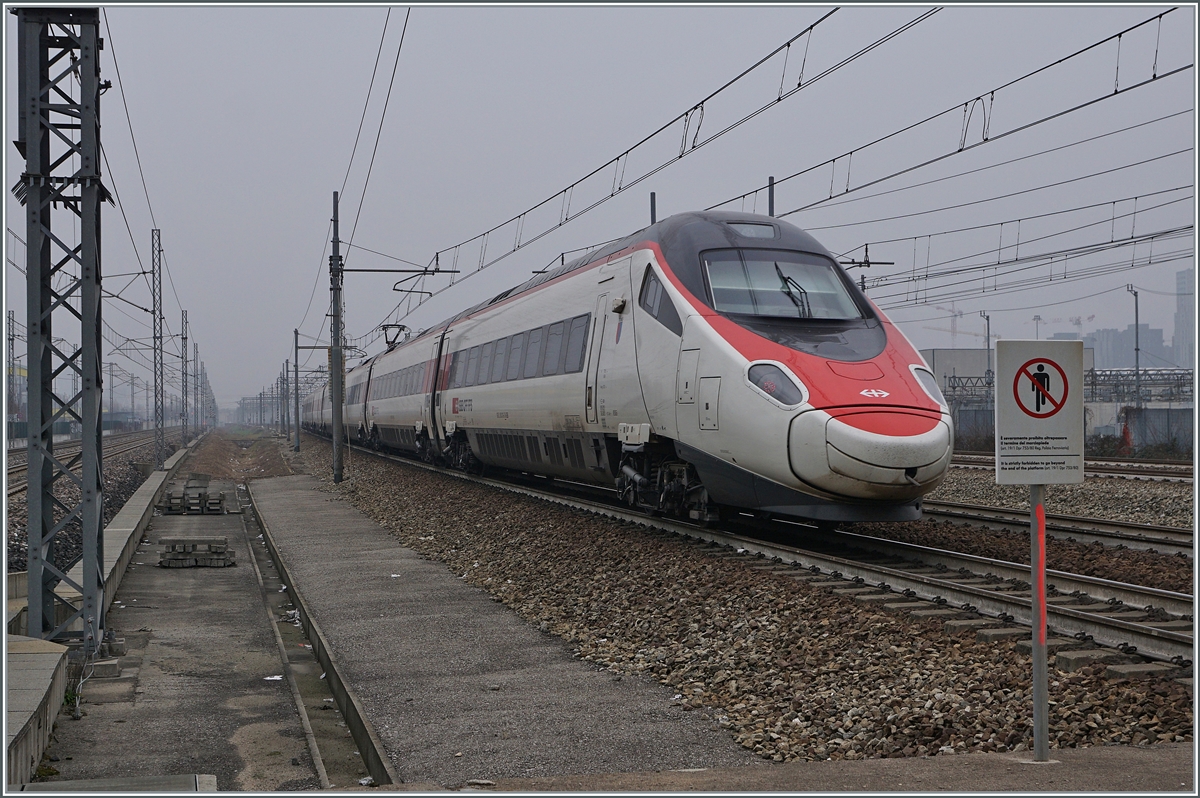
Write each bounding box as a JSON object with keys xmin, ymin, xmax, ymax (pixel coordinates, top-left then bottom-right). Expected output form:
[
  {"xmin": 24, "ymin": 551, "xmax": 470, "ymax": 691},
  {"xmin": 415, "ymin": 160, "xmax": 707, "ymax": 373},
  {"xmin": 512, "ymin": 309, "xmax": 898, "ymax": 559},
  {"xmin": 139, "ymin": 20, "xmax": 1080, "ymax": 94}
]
[
  {"xmin": 930, "ymin": 469, "xmax": 1193, "ymax": 529},
  {"xmin": 288, "ymin": 438, "xmax": 1193, "ymax": 763}
]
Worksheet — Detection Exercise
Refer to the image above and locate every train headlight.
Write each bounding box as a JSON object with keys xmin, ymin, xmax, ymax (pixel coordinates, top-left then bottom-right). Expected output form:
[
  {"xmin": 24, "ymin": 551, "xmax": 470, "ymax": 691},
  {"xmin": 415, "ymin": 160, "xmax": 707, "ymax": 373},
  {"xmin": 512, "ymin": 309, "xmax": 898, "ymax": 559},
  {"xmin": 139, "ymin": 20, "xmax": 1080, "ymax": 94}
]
[
  {"xmin": 912, "ymin": 366, "xmax": 948, "ymax": 410},
  {"xmin": 747, "ymin": 362, "xmax": 806, "ymax": 408}
]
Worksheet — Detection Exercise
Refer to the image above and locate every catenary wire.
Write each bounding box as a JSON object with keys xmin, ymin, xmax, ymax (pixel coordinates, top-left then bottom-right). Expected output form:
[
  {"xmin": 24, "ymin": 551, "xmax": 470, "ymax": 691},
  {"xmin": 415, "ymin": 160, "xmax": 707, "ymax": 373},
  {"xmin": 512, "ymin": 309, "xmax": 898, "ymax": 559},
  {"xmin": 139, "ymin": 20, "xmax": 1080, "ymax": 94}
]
[{"xmin": 359, "ymin": 8, "xmax": 938, "ymax": 351}]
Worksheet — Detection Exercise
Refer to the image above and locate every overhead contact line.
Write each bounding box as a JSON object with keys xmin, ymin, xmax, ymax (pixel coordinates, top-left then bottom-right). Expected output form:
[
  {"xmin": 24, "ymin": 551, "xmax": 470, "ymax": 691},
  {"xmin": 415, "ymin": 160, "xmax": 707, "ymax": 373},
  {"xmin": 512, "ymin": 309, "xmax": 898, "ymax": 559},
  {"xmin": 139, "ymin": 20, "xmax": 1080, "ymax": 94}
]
[
  {"xmin": 364, "ymin": 8, "xmax": 944, "ymax": 346},
  {"xmin": 708, "ymin": 10, "xmax": 1189, "ymax": 222}
]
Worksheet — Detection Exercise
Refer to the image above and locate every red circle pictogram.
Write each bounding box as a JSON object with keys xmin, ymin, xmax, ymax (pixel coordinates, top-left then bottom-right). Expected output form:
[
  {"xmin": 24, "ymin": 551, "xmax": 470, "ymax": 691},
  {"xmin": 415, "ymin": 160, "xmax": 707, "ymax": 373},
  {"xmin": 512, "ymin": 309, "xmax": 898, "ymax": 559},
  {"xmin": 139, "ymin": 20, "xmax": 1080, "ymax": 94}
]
[{"xmin": 1012, "ymin": 358, "xmax": 1068, "ymax": 418}]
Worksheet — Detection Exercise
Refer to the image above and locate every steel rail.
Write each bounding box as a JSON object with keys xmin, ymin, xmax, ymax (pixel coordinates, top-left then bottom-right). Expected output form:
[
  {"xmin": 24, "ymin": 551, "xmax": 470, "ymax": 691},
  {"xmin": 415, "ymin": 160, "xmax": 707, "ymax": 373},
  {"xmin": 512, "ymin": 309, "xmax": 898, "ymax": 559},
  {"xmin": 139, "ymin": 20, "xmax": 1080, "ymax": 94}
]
[
  {"xmin": 820, "ymin": 527, "xmax": 1192, "ymax": 617},
  {"xmin": 6, "ymin": 428, "xmax": 163, "ymax": 473},
  {"xmin": 6, "ymin": 431, "xmax": 180, "ymax": 497},
  {"xmin": 335, "ymin": 437, "xmax": 1193, "ymax": 663},
  {"xmin": 951, "ymin": 454, "xmax": 1192, "ymax": 482},
  {"xmin": 922, "ymin": 500, "xmax": 1193, "ymax": 557}
]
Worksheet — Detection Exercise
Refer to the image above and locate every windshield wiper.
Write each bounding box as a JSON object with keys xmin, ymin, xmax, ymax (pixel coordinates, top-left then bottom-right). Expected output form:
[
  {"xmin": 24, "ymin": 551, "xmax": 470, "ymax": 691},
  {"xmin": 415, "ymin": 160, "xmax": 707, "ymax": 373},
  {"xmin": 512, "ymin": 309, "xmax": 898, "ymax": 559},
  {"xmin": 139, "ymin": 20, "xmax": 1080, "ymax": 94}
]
[{"xmin": 775, "ymin": 263, "xmax": 812, "ymax": 318}]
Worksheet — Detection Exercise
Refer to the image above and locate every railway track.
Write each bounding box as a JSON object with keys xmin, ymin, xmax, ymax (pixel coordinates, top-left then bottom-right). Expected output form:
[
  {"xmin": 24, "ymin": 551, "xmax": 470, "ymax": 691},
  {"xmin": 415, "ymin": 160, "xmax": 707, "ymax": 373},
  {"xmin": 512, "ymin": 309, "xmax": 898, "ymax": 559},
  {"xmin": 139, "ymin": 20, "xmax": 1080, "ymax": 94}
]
[
  {"xmin": 921, "ymin": 500, "xmax": 1193, "ymax": 557},
  {"xmin": 6, "ymin": 430, "xmax": 179, "ymax": 497},
  {"xmin": 951, "ymin": 453, "xmax": 1193, "ymax": 482},
  {"xmin": 332, "ymin": 437, "xmax": 1193, "ymax": 665}
]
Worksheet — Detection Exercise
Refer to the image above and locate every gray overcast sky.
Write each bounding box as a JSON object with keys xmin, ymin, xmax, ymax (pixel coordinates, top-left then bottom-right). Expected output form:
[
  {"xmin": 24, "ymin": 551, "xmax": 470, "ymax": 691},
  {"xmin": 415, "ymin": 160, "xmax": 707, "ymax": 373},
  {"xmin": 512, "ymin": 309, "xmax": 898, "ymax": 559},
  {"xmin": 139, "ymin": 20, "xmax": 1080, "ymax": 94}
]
[{"xmin": 4, "ymin": 4, "xmax": 1195, "ymax": 407}]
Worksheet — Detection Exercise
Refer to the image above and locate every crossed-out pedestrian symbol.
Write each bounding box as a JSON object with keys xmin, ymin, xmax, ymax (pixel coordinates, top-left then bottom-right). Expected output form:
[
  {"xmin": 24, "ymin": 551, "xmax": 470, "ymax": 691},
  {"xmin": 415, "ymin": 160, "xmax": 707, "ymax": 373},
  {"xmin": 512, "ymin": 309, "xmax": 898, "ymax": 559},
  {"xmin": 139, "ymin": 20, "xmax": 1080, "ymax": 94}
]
[{"xmin": 1013, "ymin": 358, "xmax": 1068, "ymax": 419}]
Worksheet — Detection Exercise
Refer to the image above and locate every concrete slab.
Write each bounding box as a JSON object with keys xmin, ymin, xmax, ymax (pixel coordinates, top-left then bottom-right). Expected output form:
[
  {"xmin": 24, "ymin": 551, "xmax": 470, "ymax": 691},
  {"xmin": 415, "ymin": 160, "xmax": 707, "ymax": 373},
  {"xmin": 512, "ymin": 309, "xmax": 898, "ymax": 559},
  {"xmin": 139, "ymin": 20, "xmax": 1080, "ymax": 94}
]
[
  {"xmin": 1015, "ymin": 637, "xmax": 1085, "ymax": 655},
  {"xmin": 16, "ymin": 774, "xmax": 217, "ymax": 791},
  {"xmin": 481, "ymin": 744, "xmax": 1194, "ymax": 792},
  {"xmin": 1056, "ymin": 649, "xmax": 1136, "ymax": 672},
  {"xmin": 943, "ymin": 619, "xmax": 1001, "ymax": 634},
  {"xmin": 909, "ymin": 608, "xmax": 969, "ymax": 619},
  {"xmin": 976, "ymin": 627, "xmax": 1032, "ymax": 642},
  {"xmin": 829, "ymin": 586, "xmax": 880, "ymax": 596},
  {"xmin": 1106, "ymin": 662, "xmax": 1184, "ymax": 680},
  {"xmin": 1144, "ymin": 620, "xmax": 1194, "ymax": 631},
  {"xmin": 853, "ymin": 593, "xmax": 900, "ymax": 604},
  {"xmin": 250, "ymin": 475, "xmax": 759, "ymax": 787},
  {"xmin": 882, "ymin": 602, "xmax": 931, "ymax": 611}
]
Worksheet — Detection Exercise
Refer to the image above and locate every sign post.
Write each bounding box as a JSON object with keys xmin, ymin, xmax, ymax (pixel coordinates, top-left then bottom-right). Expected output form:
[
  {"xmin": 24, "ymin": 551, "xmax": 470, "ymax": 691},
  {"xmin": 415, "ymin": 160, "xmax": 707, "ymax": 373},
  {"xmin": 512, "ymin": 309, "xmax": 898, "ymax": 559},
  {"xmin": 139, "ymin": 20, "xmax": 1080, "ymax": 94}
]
[{"xmin": 994, "ymin": 340, "xmax": 1084, "ymax": 761}]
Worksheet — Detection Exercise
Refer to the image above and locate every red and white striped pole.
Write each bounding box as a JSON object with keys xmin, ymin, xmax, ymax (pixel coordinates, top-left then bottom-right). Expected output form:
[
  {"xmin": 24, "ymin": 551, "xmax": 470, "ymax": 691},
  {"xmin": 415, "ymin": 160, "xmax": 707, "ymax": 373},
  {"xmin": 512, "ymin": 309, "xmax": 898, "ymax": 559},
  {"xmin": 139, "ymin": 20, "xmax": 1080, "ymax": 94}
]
[{"xmin": 1030, "ymin": 483, "xmax": 1049, "ymax": 761}]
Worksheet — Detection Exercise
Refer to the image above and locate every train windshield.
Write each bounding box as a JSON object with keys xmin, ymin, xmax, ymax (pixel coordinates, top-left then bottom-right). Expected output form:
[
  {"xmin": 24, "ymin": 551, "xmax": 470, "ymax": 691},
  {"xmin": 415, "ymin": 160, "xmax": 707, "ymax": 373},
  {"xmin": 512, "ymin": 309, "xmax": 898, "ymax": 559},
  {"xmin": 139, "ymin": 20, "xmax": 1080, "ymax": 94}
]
[{"xmin": 702, "ymin": 249, "xmax": 862, "ymax": 320}]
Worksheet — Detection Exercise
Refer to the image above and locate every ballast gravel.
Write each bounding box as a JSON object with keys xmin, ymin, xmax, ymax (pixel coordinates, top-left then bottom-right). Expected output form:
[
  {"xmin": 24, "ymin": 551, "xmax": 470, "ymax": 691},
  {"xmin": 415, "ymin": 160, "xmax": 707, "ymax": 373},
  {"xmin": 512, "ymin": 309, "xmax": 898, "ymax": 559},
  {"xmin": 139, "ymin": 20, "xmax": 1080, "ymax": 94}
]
[
  {"xmin": 854, "ymin": 518, "xmax": 1192, "ymax": 595},
  {"xmin": 929, "ymin": 469, "xmax": 1193, "ymax": 529},
  {"xmin": 290, "ymin": 439, "xmax": 1192, "ymax": 764},
  {"xmin": 6, "ymin": 435, "xmax": 180, "ymax": 572}
]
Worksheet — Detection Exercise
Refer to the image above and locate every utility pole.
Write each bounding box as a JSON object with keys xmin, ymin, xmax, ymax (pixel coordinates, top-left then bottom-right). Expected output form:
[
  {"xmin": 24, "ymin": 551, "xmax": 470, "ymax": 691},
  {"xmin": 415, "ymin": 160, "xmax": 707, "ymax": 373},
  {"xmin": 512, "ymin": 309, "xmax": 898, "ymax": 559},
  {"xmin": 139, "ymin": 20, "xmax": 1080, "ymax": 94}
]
[
  {"xmin": 181, "ymin": 310, "xmax": 188, "ymax": 445},
  {"xmin": 980, "ymin": 311, "xmax": 992, "ymax": 385},
  {"xmin": 7, "ymin": 310, "xmax": 16, "ymax": 437},
  {"xmin": 19, "ymin": 7, "xmax": 106, "ymax": 654},
  {"xmin": 293, "ymin": 330, "xmax": 301, "ymax": 452},
  {"xmin": 330, "ymin": 191, "xmax": 345, "ymax": 483},
  {"xmin": 282, "ymin": 362, "xmax": 290, "ymax": 439},
  {"xmin": 152, "ymin": 229, "xmax": 164, "ymax": 468},
  {"xmin": 200, "ymin": 362, "xmax": 209, "ymax": 429},
  {"xmin": 1127, "ymin": 284, "xmax": 1141, "ymax": 408},
  {"xmin": 649, "ymin": 192, "xmax": 656, "ymax": 225},
  {"xmin": 193, "ymin": 343, "xmax": 200, "ymax": 434},
  {"xmin": 768, "ymin": 175, "xmax": 775, "ymax": 217}
]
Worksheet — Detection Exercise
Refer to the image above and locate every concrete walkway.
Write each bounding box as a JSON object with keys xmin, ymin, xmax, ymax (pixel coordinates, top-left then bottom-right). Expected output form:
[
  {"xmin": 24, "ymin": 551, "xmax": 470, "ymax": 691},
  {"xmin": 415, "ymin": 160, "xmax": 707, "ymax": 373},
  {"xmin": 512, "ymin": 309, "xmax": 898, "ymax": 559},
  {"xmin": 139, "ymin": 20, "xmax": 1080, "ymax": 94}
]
[
  {"xmin": 39, "ymin": 483, "xmax": 320, "ymax": 791},
  {"xmin": 250, "ymin": 475, "xmax": 760, "ymax": 787}
]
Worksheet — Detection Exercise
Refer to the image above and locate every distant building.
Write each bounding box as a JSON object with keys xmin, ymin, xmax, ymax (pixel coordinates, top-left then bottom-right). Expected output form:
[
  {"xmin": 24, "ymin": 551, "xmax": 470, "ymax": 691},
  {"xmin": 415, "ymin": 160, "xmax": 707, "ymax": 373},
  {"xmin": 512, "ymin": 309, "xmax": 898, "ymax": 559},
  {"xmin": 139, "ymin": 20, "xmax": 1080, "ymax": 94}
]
[
  {"xmin": 1174, "ymin": 268, "xmax": 1194, "ymax": 369},
  {"xmin": 1082, "ymin": 324, "xmax": 1168, "ymax": 369}
]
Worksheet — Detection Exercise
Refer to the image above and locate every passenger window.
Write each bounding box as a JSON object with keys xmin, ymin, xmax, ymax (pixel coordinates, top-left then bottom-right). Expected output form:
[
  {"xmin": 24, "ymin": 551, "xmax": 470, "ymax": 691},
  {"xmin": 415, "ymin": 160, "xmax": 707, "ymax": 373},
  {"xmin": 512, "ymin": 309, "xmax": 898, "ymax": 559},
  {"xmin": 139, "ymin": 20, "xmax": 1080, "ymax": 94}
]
[
  {"xmin": 543, "ymin": 322, "xmax": 564, "ymax": 376},
  {"xmin": 639, "ymin": 267, "xmax": 683, "ymax": 335},
  {"xmin": 449, "ymin": 352, "xmax": 463, "ymax": 389},
  {"xmin": 466, "ymin": 347, "xmax": 480, "ymax": 387},
  {"xmin": 524, "ymin": 327, "xmax": 544, "ymax": 379},
  {"xmin": 479, "ymin": 342, "xmax": 494, "ymax": 386},
  {"xmin": 507, "ymin": 333, "xmax": 525, "ymax": 381},
  {"xmin": 491, "ymin": 338, "xmax": 508, "ymax": 383},
  {"xmin": 565, "ymin": 314, "xmax": 589, "ymax": 373}
]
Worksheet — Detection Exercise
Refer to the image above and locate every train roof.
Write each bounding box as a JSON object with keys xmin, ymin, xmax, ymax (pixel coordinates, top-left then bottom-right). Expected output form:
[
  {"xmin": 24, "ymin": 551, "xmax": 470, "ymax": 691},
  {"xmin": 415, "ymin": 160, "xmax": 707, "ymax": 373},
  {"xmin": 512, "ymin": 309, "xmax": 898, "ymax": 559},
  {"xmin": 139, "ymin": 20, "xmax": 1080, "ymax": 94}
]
[{"xmin": 357, "ymin": 211, "xmax": 836, "ymax": 369}]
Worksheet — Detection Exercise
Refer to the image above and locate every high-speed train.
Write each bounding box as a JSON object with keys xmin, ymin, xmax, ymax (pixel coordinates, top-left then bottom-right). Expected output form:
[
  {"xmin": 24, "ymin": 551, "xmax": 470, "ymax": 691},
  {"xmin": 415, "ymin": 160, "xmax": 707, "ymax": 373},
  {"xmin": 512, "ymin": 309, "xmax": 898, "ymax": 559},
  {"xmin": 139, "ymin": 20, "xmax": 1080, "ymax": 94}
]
[{"xmin": 302, "ymin": 211, "xmax": 953, "ymax": 525}]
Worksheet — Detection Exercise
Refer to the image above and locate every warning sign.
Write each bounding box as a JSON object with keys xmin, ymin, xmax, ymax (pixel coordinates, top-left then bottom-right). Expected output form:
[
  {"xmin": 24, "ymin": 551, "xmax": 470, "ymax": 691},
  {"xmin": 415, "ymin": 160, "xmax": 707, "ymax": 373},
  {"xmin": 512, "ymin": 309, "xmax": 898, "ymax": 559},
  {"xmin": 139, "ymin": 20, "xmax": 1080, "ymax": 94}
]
[
  {"xmin": 1014, "ymin": 358, "xmax": 1068, "ymax": 418},
  {"xmin": 995, "ymin": 341, "xmax": 1084, "ymax": 485}
]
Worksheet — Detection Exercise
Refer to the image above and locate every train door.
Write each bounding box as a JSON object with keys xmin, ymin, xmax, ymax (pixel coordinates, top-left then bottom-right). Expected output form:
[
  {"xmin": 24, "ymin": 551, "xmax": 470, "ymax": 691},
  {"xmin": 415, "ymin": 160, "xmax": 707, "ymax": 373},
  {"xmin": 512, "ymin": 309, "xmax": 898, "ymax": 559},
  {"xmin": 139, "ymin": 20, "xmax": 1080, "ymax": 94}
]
[
  {"xmin": 361, "ymin": 359, "xmax": 377, "ymax": 440},
  {"xmin": 675, "ymin": 318, "xmax": 702, "ymax": 446},
  {"xmin": 631, "ymin": 257, "xmax": 683, "ymax": 439},
  {"xmin": 585, "ymin": 293, "xmax": 608, "ymax": 424},
  {"xmin": 424, "ymin": 333, "xmax": 443, "ymax": 448}
]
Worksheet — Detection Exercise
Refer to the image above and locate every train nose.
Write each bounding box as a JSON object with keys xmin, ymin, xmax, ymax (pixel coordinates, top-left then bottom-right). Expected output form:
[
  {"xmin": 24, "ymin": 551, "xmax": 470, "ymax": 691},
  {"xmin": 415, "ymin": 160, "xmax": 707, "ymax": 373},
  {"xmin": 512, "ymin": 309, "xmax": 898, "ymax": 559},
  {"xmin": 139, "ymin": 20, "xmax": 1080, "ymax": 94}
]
[{"xmin": 788, "ymin": 408, "xmax": 953, "ymax": 500}]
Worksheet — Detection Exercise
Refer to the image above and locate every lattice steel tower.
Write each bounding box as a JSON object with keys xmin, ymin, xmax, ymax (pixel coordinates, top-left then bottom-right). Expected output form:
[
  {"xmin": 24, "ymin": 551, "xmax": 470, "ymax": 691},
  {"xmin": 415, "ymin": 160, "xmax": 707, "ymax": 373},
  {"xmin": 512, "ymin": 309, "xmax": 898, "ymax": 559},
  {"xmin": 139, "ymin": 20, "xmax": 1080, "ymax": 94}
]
[
  {"xmin": 152, "ymin": 228, "xmax": 164, "ymax": 467},
  {"xmin": 181, "ymin": 310, "xmax": 188, "ymax": 444},
  {"xmin": 16, "ymin": 7, "xmax": 107, "ymax": 654}
]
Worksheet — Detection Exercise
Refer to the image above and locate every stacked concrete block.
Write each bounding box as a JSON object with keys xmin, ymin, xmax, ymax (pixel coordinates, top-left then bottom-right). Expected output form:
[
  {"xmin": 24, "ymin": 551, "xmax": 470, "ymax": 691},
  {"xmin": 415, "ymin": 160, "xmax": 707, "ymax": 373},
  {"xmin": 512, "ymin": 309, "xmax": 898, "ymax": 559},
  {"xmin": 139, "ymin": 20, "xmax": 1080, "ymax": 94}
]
[
  {"xmin": 159, "ymin": 473, "xmax": 224, "ymax": 515},
  {"xmin": 158, "ymin": 536, "xmax": 236, "ymax": 568},
  {"xmin": 161, "ymin": 489, "xmax": 186, "ymax": 514}
]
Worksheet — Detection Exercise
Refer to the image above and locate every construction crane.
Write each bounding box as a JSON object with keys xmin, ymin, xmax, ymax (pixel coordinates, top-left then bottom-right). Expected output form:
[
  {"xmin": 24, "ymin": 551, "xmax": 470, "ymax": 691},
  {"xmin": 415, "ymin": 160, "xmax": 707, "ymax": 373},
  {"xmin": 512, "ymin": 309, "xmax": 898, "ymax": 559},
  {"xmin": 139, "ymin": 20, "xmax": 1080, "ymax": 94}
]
[{"xmin": 932, "ymin": 304, "xmax": 965, "ymax": 348}]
